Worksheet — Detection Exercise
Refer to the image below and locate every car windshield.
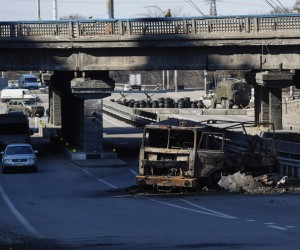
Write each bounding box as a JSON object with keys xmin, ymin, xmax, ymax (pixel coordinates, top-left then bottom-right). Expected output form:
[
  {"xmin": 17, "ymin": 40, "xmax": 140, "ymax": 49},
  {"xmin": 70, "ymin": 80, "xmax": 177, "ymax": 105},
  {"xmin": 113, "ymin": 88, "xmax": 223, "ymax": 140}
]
[
  {"xmin": 23, "ymin": 101, "xmax": 36, "ymax": 105},
  {"xmin": 24, "ymin": 78, "xmax": 37, "ymax": 83},
  {"xmin": 6, "ymin": 146, "xmax": 33, "ymax": 155}
]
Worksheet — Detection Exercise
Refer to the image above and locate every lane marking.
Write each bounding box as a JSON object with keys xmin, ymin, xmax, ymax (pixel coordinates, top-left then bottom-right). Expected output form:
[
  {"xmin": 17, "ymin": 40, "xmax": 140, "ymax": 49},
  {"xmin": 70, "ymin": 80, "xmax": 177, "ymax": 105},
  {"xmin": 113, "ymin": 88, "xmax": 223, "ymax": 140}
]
[
  {"xmin": 180, "ymin": 199, "xmax": 237, "ymax": 219},
  {"xmin": 268, "ymin": 225, "xmax": 288, "ymax": 231},
  {"xmin": 147, "ymin": 198, "xmax": 237, "ymax": 219},
  {"xmin": 129, "ymin": 168, "xmax": 138, "ymax": 176},
  {"xmin": 81, "ymin": 169, "xmax": 118, "ymax": 189},
  {"xmin": 245, "ymin": 219, "xmax": 256, "ymax": 222},
  {"xmin": 0, "ymin": 183, "xmax": 42, "ymax": 238}
]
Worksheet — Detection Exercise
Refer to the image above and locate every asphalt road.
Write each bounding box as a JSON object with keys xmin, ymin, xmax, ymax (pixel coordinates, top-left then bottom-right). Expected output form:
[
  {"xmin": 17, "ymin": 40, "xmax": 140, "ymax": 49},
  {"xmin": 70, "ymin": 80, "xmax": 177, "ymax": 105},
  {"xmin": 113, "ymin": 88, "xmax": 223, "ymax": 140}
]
[{"xmin": 0, "ymin": 91, "xmax": 300, "ymax": 249}]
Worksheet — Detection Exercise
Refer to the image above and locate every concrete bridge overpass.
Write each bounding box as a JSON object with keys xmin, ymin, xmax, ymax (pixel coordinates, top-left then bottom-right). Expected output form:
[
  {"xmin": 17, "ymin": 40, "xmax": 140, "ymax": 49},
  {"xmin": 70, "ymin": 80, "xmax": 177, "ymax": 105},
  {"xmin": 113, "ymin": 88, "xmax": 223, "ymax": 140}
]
[
  {"xmin": 2, "ymin": 15, "xmax": 300, "ymax": 71},
  {"xmin": 1, "ymin": 14, "xmax": 300, "ymax": 155}
]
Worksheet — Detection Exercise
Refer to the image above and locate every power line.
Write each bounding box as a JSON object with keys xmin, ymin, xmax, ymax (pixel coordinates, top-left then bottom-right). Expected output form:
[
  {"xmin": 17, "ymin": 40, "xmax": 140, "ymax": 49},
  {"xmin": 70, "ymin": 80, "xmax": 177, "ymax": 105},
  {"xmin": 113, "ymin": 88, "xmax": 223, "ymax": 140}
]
[
  {"xmin": 185, "ymin": 0, "xmax": 205, "ymax": 16},
  {"xmin": 264, "ymin": 0, "xmax": 280, "ymax": 13},
  {"xmin": 276, "ymin": 0, "xmax": 290, "ymax": 13}
]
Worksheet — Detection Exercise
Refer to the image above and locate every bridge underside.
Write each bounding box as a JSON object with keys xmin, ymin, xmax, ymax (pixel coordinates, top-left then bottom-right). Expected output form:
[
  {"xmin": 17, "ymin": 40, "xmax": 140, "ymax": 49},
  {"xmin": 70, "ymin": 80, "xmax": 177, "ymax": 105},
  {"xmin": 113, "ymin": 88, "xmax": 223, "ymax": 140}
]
[{"xmin": 2, "ymin": 46, "xmax": 300, "ymax": 74}]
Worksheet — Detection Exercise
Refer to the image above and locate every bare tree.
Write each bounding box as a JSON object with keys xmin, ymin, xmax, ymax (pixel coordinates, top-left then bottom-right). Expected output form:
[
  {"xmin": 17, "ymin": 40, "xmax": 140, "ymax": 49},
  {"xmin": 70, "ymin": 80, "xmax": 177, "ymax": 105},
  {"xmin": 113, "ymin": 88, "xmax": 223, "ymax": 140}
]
[
  {"xmin": 60, "ymin": 14, "xmax": 87, "ymax": 20},
  {"xmin": 293, "ymin": 0, "xmax": 300, "ymax": 13}
]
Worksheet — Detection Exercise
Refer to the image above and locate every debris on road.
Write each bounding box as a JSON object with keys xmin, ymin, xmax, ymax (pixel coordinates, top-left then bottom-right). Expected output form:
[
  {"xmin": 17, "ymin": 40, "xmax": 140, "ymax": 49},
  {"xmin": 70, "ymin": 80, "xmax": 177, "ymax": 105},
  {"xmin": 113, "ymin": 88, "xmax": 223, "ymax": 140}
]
[{"xmin": 218, "ymin": 171, "xmax": 262, "ymax": 193}]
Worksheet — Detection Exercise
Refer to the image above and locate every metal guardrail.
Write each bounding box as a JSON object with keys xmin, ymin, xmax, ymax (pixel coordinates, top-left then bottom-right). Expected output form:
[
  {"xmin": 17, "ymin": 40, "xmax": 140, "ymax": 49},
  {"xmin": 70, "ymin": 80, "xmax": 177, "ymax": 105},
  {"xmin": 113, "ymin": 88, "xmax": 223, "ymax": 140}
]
[
  {"xmin": 275, "ymin": 140, "xmax": 300, "ymax": 179},
  {"xmin": 278, "ymin": 157, "xmax": 300, "ymax": 179},
  {"xmin": 1, "ymin": 14, "xmax": 300, "ymax": 38},
  {"xmin": 102, "ymin": 100, "xmax": 158, "ymax": 127}
]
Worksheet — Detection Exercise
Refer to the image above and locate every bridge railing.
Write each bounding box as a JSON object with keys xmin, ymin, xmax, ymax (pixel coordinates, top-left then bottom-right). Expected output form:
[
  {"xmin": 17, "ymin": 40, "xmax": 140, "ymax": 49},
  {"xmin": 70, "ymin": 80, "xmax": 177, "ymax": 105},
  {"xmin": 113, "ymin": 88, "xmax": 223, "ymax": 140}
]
[{"xmin": 1, "ymin": 14, "xmax": 300, "ymax": 38}]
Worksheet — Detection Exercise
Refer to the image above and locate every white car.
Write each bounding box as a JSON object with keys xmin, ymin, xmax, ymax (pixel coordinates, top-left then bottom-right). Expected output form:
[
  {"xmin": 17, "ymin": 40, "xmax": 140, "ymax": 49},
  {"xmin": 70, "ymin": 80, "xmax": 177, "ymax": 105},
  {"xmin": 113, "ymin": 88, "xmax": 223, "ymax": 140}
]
[
  {"xmin": 1, "ymin": 143, "xmax": 38, "ymax": 173},
  {"xmin": 123, "ymin": 84, "xmax": 132, "ymax": 91}
]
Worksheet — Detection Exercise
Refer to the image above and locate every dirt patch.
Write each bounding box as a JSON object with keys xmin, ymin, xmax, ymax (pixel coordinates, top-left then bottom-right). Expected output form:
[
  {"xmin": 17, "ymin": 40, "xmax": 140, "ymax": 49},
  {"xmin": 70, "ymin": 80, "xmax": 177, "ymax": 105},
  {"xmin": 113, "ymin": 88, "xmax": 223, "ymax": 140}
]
[{"xmin": 0, "ymin": 231, "xmax": 69, "ymax": 250}]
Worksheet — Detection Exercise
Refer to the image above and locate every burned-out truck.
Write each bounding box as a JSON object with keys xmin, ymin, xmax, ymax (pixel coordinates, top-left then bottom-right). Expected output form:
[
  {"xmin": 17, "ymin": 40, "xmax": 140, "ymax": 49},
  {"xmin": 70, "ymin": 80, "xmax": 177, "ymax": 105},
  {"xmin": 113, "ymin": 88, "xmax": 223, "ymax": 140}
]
[{"xmin": 136, "ymin": 119, "xmax": 279, "ymax": 190}]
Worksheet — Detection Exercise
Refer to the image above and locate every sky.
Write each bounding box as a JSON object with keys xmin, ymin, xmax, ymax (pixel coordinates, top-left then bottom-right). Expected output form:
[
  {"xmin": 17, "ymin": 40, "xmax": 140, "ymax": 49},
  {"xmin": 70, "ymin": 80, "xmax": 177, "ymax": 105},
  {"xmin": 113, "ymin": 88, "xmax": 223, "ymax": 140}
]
[{"xmin": 0, "ymin": 0, "xmax": 298, "ymax": 21}]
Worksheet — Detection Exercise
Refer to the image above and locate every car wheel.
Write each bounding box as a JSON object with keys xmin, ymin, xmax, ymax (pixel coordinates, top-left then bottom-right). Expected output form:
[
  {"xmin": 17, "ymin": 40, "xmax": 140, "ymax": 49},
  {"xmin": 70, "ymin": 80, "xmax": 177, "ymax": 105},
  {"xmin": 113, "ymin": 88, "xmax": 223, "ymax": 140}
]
[{"xmin": 25, "ymin": 109, "xmax": 31, "ymax": 116}]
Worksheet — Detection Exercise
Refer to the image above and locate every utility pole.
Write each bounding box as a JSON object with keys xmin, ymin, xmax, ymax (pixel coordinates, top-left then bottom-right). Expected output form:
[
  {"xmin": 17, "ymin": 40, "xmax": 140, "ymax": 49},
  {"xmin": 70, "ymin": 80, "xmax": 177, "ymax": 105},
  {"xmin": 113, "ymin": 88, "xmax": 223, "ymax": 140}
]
[
  {"xmin": 37, "ymin": 0, "xmax": 41, "ymax": 20},
  {"xmin": 204, "ymin": 0, "xmax": 217, "ymax": 16},
  {"xmin": 203, "ymin": 0, "xmax": 217, "ymax": 97},
  {"xmin": 53, "ymin": 0, "xmax": 58, "ymax": 20},
  {"xmin": 106, "ymin": 0, "xmax": 114, "ymax": 19},
  {"xmin": 209, "ymin": 0, "xmax": 217, "ymax": 16}
]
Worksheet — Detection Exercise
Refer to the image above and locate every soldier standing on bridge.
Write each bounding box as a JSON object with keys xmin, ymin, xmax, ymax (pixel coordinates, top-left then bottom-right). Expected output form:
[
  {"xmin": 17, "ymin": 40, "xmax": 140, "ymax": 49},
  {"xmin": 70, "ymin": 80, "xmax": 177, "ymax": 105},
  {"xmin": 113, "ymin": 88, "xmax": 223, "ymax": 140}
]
[{"xmin": 164, "ymin": 9, "xmax": 172, "ymax": 17}]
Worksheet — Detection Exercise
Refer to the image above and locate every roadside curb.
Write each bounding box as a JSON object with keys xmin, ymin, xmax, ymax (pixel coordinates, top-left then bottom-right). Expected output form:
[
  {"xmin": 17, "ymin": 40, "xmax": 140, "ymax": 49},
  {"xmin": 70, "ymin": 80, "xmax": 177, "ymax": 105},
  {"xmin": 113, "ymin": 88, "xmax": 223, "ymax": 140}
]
[{"xmin": 73, "ymin": 158, "xmax": 127, "ymax": 168}]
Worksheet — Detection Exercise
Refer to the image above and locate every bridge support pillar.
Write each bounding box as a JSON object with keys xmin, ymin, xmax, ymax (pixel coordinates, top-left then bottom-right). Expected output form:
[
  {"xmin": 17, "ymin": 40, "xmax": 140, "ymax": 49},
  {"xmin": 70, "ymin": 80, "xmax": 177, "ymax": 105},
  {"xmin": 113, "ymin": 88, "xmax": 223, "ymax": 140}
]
[
  {"xmin": 246, "ymin": 71, "xmax": 294, "ymax": 130},
  {"xmin": 67, "ymin": 73, "xmax": 114, "ymax": 153},
  {"xmin": 49, "ymin": 71, "xmax": 114, "ymax": 155},
  {"xmin": 254, "ymin": 86, "xmax": 282, "ymax": 130},
  {"xmin": 48, "ymin": 88, "xmax": 62, "ymax": 126}
]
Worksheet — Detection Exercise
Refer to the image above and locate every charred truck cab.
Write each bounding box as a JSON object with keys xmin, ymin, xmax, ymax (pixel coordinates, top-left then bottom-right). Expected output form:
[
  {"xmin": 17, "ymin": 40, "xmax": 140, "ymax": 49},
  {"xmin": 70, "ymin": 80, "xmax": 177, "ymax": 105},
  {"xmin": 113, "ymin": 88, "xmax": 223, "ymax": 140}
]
[{"xmin": 136, "ymin": 119, "xmax": 226, "ymax": 190}]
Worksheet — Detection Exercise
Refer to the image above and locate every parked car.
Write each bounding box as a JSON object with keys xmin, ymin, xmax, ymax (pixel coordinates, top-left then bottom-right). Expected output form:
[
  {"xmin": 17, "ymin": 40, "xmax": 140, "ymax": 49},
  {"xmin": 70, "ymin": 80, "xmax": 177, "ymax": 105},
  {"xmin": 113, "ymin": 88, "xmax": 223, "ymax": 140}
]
[
  {"xmin": 123, "ymin": 84, "xmax": 132, "ymax": 91},
  {"xmin": 1, "ymin": 143, "xmax": 38, "ymax": 173},
  {"xmin": 6, "ymin": 100, "xmax": 45, "ymax": 117},
  {"xmin": 0, "ymin": 88, "xmax": 39, "ymax": 103}
]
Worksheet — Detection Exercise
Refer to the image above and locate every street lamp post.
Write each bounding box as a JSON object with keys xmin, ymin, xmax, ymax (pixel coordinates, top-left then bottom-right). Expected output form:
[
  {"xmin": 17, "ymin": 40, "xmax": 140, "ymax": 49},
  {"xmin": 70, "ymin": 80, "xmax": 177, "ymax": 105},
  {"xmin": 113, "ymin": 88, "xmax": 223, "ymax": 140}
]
[
  {"xmin": 53, "ymin": 0, "xmax": 58, "ymax": 20},
  {"xmin": 37, "ymin": 0, "xmax": 41, "ymax": 20},
  {"xmin": 106, "ymin": 0, "xmax": 114, "ymax": 19}
]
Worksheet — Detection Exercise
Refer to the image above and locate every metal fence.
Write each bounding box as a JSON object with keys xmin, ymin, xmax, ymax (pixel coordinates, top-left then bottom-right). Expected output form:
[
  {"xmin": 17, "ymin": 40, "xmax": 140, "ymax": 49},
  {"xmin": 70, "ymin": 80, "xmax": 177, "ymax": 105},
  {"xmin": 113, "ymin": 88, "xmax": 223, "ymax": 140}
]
[{"xmin": 1, "ymin": 14, "xmax": 300, "ymax": 38}]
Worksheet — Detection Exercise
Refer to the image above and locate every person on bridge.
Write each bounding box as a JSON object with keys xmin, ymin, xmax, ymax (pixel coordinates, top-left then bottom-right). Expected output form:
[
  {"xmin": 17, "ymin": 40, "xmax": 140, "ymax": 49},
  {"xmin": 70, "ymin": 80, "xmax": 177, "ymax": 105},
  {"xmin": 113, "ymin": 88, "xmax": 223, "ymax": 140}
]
[{"xmin": 164, "ymin": 9, "xmax": 172, "ymax": 17}]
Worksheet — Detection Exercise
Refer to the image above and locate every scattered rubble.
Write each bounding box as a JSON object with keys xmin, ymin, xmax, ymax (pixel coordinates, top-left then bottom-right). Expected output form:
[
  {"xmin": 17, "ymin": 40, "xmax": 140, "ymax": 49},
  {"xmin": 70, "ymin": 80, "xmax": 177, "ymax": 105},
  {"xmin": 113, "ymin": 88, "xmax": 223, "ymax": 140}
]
[
  {"xmin": 218, "ymin": 172, "xmax": 299, "ymax": 194},
  {"xmin": 107, "ymin": 175, "xmax": 300, "ymax": 197},
  {"xmin": 218, "ymin": 171, "xmax": 262, "ymax": 193}
]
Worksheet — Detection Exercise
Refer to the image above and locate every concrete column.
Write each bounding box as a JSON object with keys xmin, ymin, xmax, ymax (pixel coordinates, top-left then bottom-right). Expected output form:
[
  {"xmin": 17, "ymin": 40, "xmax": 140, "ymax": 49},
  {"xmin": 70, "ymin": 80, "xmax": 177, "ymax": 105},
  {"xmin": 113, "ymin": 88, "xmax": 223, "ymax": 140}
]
[
  {"xmin": 246, "ymin": 70, "xmax": 294, "ymax": 130},
  {"xmin": 52, "ymin": 89, "xmax": 62, "ymax": 126},
  {"xmin": 48, "ymin": 88, "xmax": 53, "ymax": 124},
  {"xmin": 49, "ymin": 71, "xmax": 114, "ymax": 154},
  {"xmin": 260, "ymin": 87, "xmax": 269, "ymax": 124},
  {"xmin": 82, "ymin": 99, "xmax": 103, "ymax": 152},
  {"xmin": 269, "ymin": 88, "xmax": 283, "ymax": 130},
  {"xmin": 254, "ymin": 85, "xmax": 261, "ymax": 123},
  {"xmin": 68, "ymin": 73, "xmax": 114, "ymax": 152},
  {"xmin": 255, "ymin": 71, "xmax": 294, "ymax": 130}
]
